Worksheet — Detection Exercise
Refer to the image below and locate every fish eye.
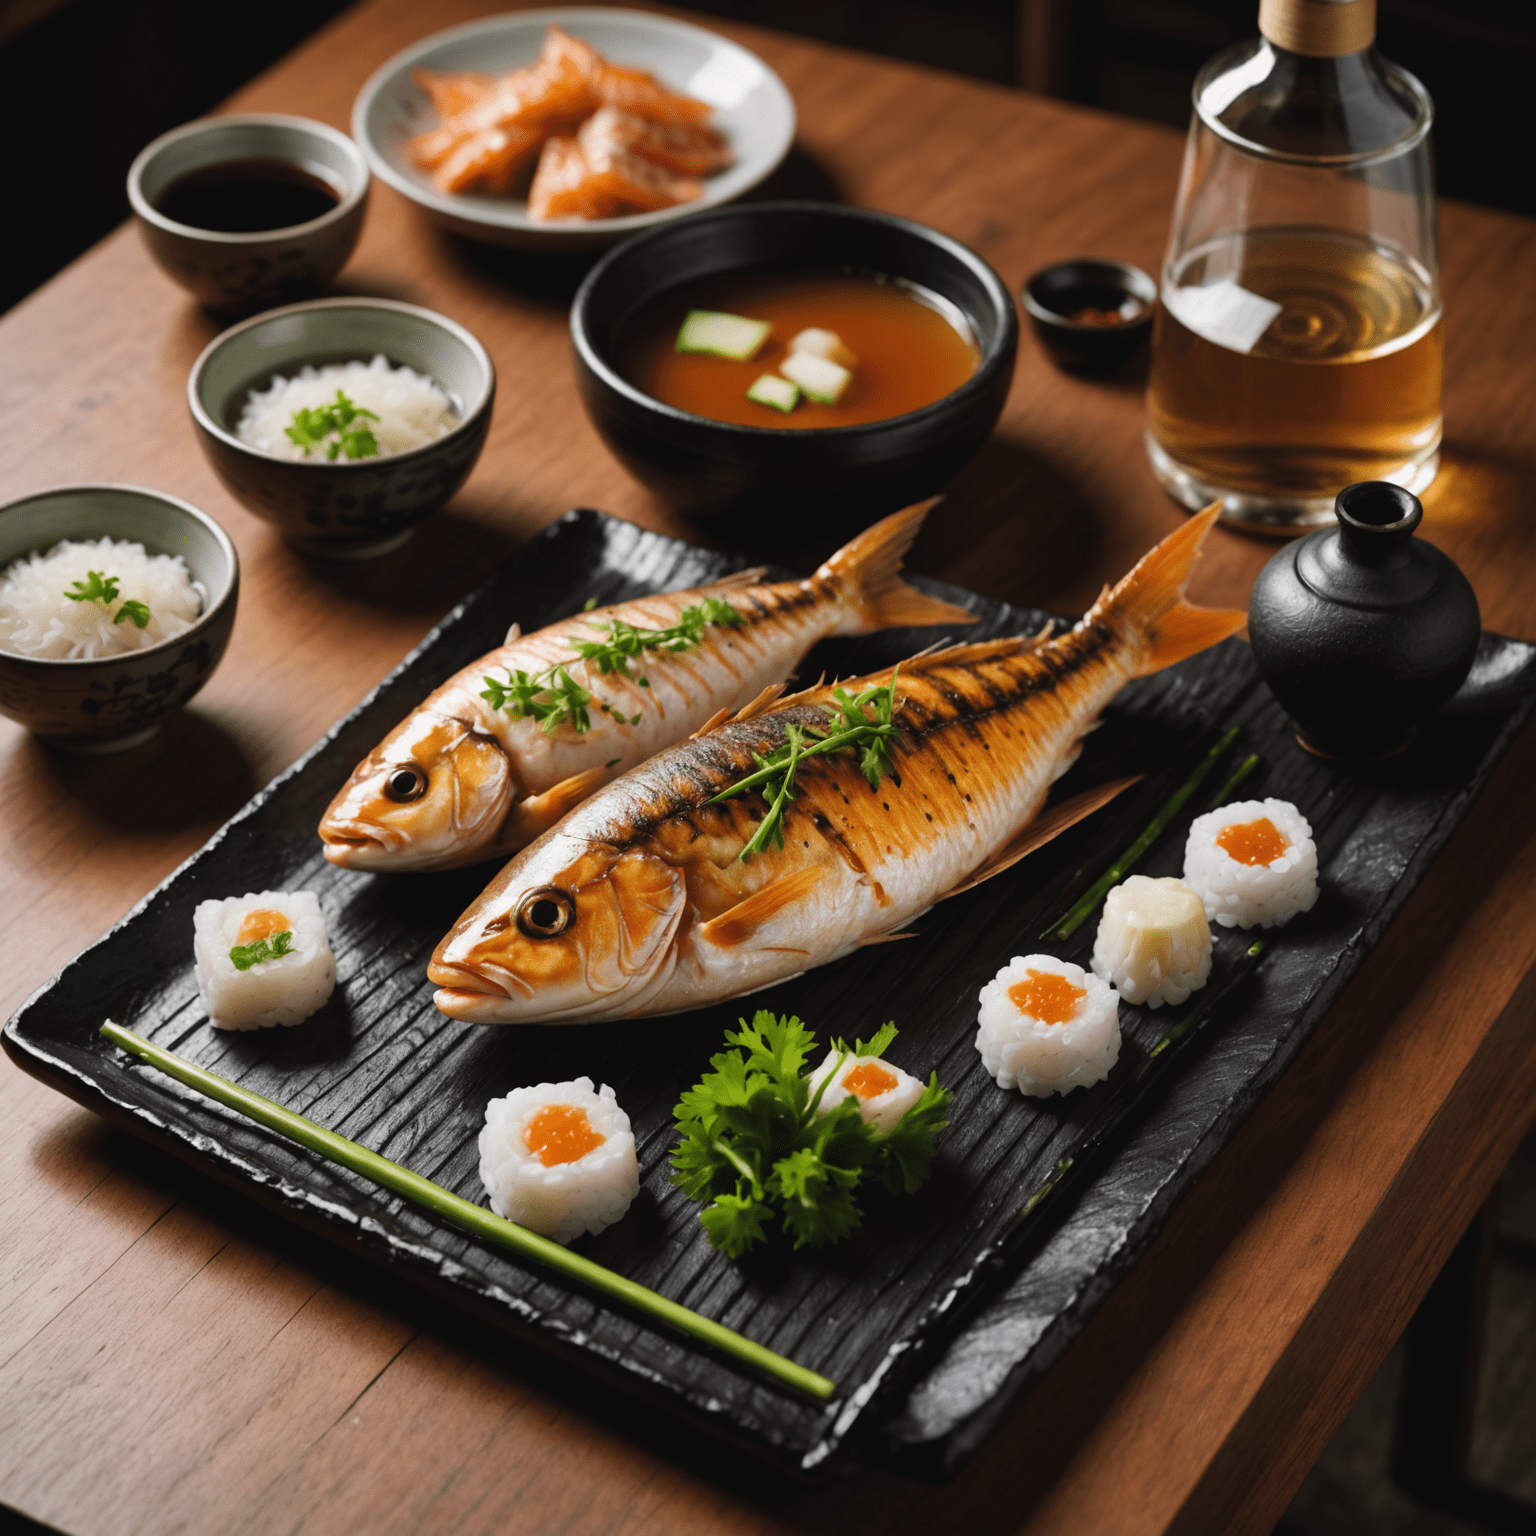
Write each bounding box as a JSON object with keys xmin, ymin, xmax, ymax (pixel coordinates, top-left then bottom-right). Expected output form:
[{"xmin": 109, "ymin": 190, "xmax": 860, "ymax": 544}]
[
  {"xmin": 383, "ymin": 766, "xmax": 427, "ymax": 803},
  {"xmin": 516, "ymin": 887, "xmax": 576, "ymax": 939}
]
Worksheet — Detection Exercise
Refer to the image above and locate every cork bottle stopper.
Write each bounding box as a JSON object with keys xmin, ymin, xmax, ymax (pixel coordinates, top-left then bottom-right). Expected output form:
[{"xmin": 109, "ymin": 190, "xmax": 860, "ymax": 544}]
[{"xmin": 1258, "ymin": 0, "xmax": 1376, "ymax": 56}]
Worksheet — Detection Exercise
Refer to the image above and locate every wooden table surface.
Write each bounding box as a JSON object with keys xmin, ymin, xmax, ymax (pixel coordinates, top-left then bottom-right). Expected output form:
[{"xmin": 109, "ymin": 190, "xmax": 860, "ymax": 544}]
[{"xmin": 4, "ymin": 3, "xmax": 1536, "ymax": 1532}]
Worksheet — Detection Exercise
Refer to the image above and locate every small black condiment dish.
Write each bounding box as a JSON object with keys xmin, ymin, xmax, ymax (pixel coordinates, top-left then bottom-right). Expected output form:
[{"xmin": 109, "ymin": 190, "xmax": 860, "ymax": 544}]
[
  {"xmin": 1248, "ymin": 482, "xmax": 1481, "ymax": 760},
  {"xmin": 571, "ymin": 202, "xmax": 1017, "ymax": 534},
  {"xmin": 1021, "ymin": 258, "xmax": 1156, "ymax": 373},
  {"xmin": 128, "ymin": 114, "xmax": 370, "ymax": 315}
]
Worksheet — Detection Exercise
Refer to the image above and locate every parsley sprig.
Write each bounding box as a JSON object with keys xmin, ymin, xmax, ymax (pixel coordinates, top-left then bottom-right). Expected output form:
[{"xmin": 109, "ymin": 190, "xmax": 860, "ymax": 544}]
[
  {"xmin": 64, "ymin": 570, "xmax": 151, "ymax": 628},
  {"xmin": 229, "ymin": 930, "xmax": 295, "ymax": 971},
  {"xmin": 710, "ymin": 670, "xmax": 903, "ymax": 860},
  {"xmin": 480, "ymin": 597, "xmax": 744, "ymax": 736},
  {"xmin": 285, "ymin": 390, "xmax": 381, "ymax": 461},
  {"xmin": 671, "ymin": 1013, "xmax": 950, "ymax": 1257}
]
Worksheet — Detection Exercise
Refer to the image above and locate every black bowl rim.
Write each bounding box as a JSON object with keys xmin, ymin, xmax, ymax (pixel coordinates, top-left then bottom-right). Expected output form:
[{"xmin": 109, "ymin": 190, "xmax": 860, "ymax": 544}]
[
  {"xmin": 127, "ymin": 112, "xmax": 371, "ymax": 245},
  {"xmin": 570, "ymin": 200, "xmax": 1019, "ymax": 441},
  {"xmin": 0, "ymin": 483, "xmax": 240, "ymax": 671},
  {"xmin": 186, "ymin": 296, "xmax": 497, "ymax": 471},
  {"xmin": 1020, "ymin": 257, "xmax": 1158, "ymax": 332}
]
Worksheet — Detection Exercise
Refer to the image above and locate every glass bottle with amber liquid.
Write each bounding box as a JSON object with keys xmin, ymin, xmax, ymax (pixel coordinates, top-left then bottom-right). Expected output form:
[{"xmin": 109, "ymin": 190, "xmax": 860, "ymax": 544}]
[{"xmin": 1146, "ymin": 0, "xmax": 1441, "ymax": 532}]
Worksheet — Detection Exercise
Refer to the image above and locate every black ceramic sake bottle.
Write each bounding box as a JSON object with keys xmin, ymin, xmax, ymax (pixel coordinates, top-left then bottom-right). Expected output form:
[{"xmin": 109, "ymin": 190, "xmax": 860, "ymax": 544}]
[{"xmin": 1247, "ymin": 482, "xmax": 1480, "ymax": 758}]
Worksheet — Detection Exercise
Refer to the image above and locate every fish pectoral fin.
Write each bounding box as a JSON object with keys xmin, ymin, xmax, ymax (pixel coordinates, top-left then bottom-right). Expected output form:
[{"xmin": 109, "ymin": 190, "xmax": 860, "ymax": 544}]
[
  {"xmin": 938, "ymin": 776, "xmax": 1143, "ymax": 902},
  {"xmin": 860, "ymin": 928, "xmax": 919, "ymax": 945},
  {"xmin": 503, "ymin": 620, "xmax": 522, "ymax": 645},
  {"xmin": 698, "ymin": 865, "xmax": 828, "ymax": 948},
  {"xmin": 494, "ymin": 766, "xmax": 608, "ymax": 853}
]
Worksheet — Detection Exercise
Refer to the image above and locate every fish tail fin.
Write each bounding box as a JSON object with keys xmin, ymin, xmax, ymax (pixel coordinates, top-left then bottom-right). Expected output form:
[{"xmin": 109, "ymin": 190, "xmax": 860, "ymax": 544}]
[
  {"xmin": 1093, "ymin": 503, "xmax": 1245, "ymax": 676},
  {"xmin": 817, "ymin": 499, "xmax": 977, "ymax": 634}
]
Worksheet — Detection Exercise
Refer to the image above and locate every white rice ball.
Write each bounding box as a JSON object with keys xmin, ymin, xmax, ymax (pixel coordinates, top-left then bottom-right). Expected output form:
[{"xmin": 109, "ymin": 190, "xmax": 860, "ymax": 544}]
[
  {"xmin": 478, "ymin": 1077, "xmax": 639, "ymax": 1245},
  {"xmin": 1091, "ymin": 874, "xmax": 1212, "ymax": 1009},
  {"xmin": 1184, "ymin": 798, "xmax": 1319, "ymax": 930},
  {"xmin": 975, "ymin": 954, "xmax": 1121, "ymax": 1098},
  {"xmin": 807, "ymin": 1050, "xmax": 925, "ymax": 1137},
  {"xmin": 193, "ymin": 890, "xmax": 336, "ymax": 1031}
]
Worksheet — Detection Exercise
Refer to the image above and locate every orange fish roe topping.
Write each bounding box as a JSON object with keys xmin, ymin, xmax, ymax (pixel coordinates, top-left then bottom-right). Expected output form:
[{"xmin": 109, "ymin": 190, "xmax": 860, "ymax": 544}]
[
  {"xmin": 844, "ymin": 1061, "xmax": 899, "ymax": 1100},
  {"xmin": 523, "ymin": 1103, "xmax": 606, "ymax": 1167},
  {"xmin": 1216, "ymin": 816, "xmax": 1290, "ymax": 867},
  {"xmin": 1008, "ymin": 968, "xmax": 1086, "ymax": 1025},
  {"xmin": 236, "ymin": 908, "xmax": 291, "ymax": 944}
]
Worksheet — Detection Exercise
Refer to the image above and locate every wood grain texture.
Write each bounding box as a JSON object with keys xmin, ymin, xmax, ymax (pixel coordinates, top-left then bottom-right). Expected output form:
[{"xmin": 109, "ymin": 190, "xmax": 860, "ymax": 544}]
[{"xmin": 2, "ymin": 0, "xmax": 1535, "ymax": 1531}]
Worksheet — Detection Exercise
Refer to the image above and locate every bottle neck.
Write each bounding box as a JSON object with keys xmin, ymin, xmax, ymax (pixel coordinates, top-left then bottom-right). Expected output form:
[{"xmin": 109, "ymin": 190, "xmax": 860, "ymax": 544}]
[{"xmin": 1258, "ymin": 0, "xmax": 1375, "ymax": 58}]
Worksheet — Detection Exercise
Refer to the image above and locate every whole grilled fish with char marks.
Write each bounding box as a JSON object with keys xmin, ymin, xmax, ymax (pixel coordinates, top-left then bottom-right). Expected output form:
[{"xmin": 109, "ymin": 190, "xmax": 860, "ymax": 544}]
[{"xmin": 430, "ymin": 506, "xmax": 1244, "ymax": 1022}]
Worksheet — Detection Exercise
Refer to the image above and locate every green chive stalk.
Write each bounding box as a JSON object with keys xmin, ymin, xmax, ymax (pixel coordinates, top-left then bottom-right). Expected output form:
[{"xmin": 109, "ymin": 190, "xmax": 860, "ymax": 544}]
[
  {"xmin": 100, "ymin": 1022, "xmax": 835, "ymax": 1403},
  {"xmin": 1205, "ymin": 752, "xmax": 1261, "ymax": 813}
]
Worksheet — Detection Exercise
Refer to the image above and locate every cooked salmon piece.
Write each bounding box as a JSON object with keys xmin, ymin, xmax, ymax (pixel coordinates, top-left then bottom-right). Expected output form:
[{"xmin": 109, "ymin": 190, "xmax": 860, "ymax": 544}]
[
  {"xmin": 577, "ymin": 106, "xmax": 732, "ymax": 177},
  {"xmin": 528, "ymin": 133, "xmax": 703, "ymax": 221},
  {"xmin": 411, "ymin": 68, "xmax": 496, "ymax": 120}
]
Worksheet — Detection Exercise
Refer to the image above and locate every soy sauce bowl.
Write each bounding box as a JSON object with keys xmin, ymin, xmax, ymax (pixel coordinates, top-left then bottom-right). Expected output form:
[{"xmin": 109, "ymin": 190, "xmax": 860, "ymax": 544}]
[
  {"xmin": 572, "ymin": 202, "xmax": 1017, "ymax": 534},
  {"xmin": 1021, "ymin": 258, "xmax": 1156, "ymax": 373},
  {"xmin": 128, "ymin": 114, "xmax": 370, "ymax": 315}
]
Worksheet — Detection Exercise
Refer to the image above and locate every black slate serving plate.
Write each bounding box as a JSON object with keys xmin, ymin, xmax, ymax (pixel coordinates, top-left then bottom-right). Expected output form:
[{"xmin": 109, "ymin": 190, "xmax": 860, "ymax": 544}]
[{"xmin": 6, "ymin": 510, "xmax": 1534, "ymax": 1481}]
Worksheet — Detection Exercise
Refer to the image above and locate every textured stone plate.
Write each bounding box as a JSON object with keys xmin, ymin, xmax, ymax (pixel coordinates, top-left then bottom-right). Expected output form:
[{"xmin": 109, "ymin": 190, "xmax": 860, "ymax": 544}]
[{"xmin": 6, "ymin": 510, "xmax": 1533, "ymax": 1480}]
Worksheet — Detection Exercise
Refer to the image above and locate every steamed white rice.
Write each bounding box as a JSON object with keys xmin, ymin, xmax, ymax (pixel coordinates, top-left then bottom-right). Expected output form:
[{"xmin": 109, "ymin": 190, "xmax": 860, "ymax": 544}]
[
  {"xmin": 193, "ymin": 890, "xmax": 336, "ymax": 1031},
  {"xmin": 1183, "ymin": 797, "xmax": 1320, "ymax": 930},
  {"xmin": 976, "ymin": 954, "xmax": 1121, "ymax": 1098},
  {"xmin": 1091, "ymin": 874, "xmax": 1212, "ymax": 1009},
  {"xmin": 0, "ymin": 537, "xmax": 204, "ymax": 660},
  {"xmin": 237, "ymin": 356, "xmax": 458, "ymax": 461},
  {"xmin": 807, "ymin": 1049, "xmax": 924, "ymax": 1137},
  {"xmin": 479, "ymin": 1077, "xmax": 639, "ymax": 1244}
]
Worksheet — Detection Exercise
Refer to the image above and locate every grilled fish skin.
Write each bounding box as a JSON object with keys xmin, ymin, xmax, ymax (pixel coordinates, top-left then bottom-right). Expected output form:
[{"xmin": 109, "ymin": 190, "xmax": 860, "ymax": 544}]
[
  {"xmin": 430, "ymin": 506, "xmax": 1245, "ymax": 1023},
  {"xmin": 319, "ymin": 501, "xmax": 974, "ymax": 873}
]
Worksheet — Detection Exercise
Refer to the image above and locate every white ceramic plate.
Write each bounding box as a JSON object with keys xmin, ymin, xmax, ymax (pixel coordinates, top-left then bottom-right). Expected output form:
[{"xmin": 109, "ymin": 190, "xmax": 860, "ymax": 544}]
[{"xmin": 352, "ymin": 8, "xmax": 797, "ymax": 251}]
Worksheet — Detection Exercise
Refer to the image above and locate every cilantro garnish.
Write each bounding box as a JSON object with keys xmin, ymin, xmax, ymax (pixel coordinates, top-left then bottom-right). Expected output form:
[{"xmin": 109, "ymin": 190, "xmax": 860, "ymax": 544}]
[
  {"xmin": 284, "ymin": 390, "xmax": 382, "ymax": 461},
  {"xmin": 64, "ymin": 571, "xmax": 152, "ymax": 629},
  {"xmin": 229, "ymin": 930, "xmax": 296, "ymax": 971},
  {"xmin": 670, "ymin": 1012, "xmax": 951, "ymax": 1257},
  {"xmin": 480, "ymin": 597, "xmax": 744, "ymax": 736},
  {"xmin": 710, "ymin": 669, "xmax": 903, "ymax": 860}
]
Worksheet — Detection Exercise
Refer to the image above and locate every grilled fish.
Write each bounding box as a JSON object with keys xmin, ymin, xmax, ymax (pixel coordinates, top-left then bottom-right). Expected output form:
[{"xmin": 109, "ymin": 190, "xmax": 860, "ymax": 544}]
[
  {"xmin": 430, "ymin": 506, "xmax": 1244, "ymax": 1023},
  {"xmin": 320, "ymin": 501, "xmax": 974, "ymax": 873}
]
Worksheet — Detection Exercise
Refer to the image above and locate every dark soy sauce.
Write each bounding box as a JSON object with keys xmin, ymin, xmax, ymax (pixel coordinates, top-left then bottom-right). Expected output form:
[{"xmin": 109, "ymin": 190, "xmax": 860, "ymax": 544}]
[{"xmin": 156, "ymin": 158, "xmax": 341, "ymax": 233}]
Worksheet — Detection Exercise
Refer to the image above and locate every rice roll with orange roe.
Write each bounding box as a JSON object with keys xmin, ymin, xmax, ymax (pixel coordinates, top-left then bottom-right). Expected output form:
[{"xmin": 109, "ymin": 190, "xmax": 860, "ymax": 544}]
[
  {"xmin": 1183, "ymin": 798, "xmax": 1319, "ymax": 929},
  {"xmin": 193, "ymin": 890, "xmax": 335, "ymax": 1031},
  {"xmin": 975, "ymin": 956, "xmax": 1121, "ymax": 1098},
  {"xmin": 1091, "ymin": 874, "xmax": 1212, "ymax": 1009},
  {"xmin": 808, "ymin": 1050, "xmax": 924, "ymax": 1136},
  {"xmin": 478, "ymin": 1077, "xmax": 639, "ymax": 1244}
]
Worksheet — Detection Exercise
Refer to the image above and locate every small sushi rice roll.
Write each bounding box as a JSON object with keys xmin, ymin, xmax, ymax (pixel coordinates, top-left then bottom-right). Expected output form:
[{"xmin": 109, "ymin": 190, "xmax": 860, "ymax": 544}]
[
  {"xmin": 1183, "ymin": 797, "xmax": 1319, "ymax": 930},
  {"xmin": 478, "ymin": 1078, "xmax": 639, "ymax": 1245},
  {"xmin": 807, "ymin": 1050, "xmax": 925, "ymax": 1137},
  {"xmin": 1091, "ymin": 874, "xmax": 1212, "ymax": 1009},
  {"xmin": 193, "ymin": 890, "xmax": 335, "ymax": 1031},
  {"xmin": 975, "ymin": 955, "xmax": 1121, "ymax": 1098}
]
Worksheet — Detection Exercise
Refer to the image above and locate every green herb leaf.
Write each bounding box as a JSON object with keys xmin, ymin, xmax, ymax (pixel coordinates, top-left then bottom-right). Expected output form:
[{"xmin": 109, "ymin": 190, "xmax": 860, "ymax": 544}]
[
  {"xmin": 481, "ymin": 599, "xmax": 743, "ymax": 736},
  {"xmin": 114, "ymin": 599, "xmax": 152, "ymax": 629},
  {"xmin": 228, "ymin": 930, "xmax": 296, "ymax": 971},
  {"xmin": 670, "ymin": 1012, "xmax": 946, "ymax": 1256},
  {"xmin": 64, "ymin": 570, "xmax": 120, "ymax": 606},
  {"xmin": 285, "ymin": 390, "xmax": 382, "ymax": 462}
]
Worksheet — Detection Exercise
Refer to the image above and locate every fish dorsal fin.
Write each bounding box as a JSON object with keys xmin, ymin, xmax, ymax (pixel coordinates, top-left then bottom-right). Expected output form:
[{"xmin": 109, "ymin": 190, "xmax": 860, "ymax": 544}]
[
  {"xmin": 860, "ymin": 928, "xmax": 920, "ymax": 946},
  {"xmin": 698, "ymin": 865, "xmax": 828, "ymax": 948},
  {"xmin": 905, "ymin": 633, "xmax": 1054, "ymax": 674},
  {"xmin": 503, "ymin": 620, "xmax": 523, "ymax": 645},
  {"xmin": 709, "ymin": 565, "xmax": 770, "ymax": 590},
  {"xmin": 689, "ymin": 682, "xmax": 790, "ymax": 741},
  {"xmin": 768, "ymin": 673, "xmax": 829, "ymax": 714},
  {"xmin": 937, "ymin": 777, "xmax": 1142, "ymax": 902},
  {"xmin": 492, "ymin": 766, "xmax": 609, "ymax": 856},
  {"xmin": 690, "ymin": 706, "xmax": 734, "ymax": 740}
]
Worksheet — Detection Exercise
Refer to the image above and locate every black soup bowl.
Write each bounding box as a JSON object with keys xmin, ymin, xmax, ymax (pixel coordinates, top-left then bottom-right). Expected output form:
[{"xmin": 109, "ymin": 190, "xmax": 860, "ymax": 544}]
[{"xmin": 571, "ymin": 202, "xmax": 1018, "ymax": 532}]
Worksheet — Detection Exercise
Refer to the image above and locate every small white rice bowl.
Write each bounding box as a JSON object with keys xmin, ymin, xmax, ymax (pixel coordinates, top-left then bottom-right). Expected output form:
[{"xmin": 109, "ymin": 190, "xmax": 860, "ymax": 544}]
[
  {"xmin": 976, "ymin": 954, "xmax": 1121, "ymax": 1098},
  {"xmin": 0, "ymin": 537, "xmax": 204, "ymax": 660},
  {"xmin": 1184, "ymin": 797, "xmax": 1319, "ymax": 930},
  {"xmin": 478, "ymin": 1077, "xmax": 639, "ymax": 1245},
  {"xmin": 807, "ymin": 1049, "xmax": 925, "ymax": 1137},
  {"xmin": 237, "ymin": 356, "xmax": 458, "ymax": 461},
  {"xmin": 193, "ymin": 890, "xmax": 336, "ymax": 1031},
  {"xmin": 1091, "ymin": 874, "xmax": 1212, "ymax": 1009}
]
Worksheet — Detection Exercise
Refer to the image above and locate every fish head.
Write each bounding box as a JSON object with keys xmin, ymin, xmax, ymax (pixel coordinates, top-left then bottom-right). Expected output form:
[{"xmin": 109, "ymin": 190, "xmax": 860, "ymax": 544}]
[
  {"xmin": 320, "ymin": 711, "xmax": 515, "ymax": 871},
  {"xmin": 429, "ymin": 833, "xmax": 686, "ymax": 1022}
]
